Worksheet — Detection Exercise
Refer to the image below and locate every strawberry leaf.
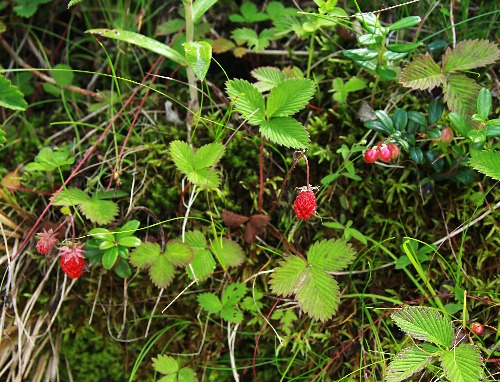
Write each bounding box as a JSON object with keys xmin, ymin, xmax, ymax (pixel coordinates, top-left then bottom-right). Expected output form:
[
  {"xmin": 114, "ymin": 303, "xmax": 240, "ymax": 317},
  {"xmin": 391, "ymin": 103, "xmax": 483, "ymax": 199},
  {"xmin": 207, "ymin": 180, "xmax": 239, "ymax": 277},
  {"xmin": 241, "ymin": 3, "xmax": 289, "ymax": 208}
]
[
  {"xmin": 385, "ymin": 344, "xmax": 439, "ymax": 382},
  {"xmin": 269, "ymin": 255, "xmax": 307, "ymax": 296},
  {"xmin": 468, "ymin": 150, "xmax": 500, "ymax": 181},
  {"xmin": 259, "ymin": 117, "xmax": 309, "ymax": 148},
  {"xmin": 170, "ymin": 140, "xmax": 196, "ymax": 175},
  {"xmin": 198, "ymin": 293, "xmax": 222, "ymax": 314},
  {"xmin": 221, "ymin": 282, "xmax": 246, "ymax": 307},
  {"xmin": 0, "ymin": 74, "xmax": 28, "ymax": 111},
  {"xmin": 129, "ymin": 242, "xmax": 161, "ymax": 268},
  {"xmin": 194, "ymin": 143, "xmax": 225, "ymax": 169},
  {"xmin": 266, "ymin": 79, "xmax": 315, "ymax": 118},
  {"xmin": 79, "ymin": 199, "xmax": 119, "ymax": 224},
  {"xmin": 440, "ymin": 343, "xmax": 482, "ymax": 382},
  {"xmin": 149, "ymin": 254, "xmax": 175, "ymax": 288},
  {"xmin": 251, "ymin": 66, "xmax": 285, "ymax": 92},
  {"xmin": 307, "ymin": 239, "xmax": 356, "ymax": 272},
  {"xmin": 164, "ymin": 240, "xmax": 194, "ymax": 267},
  {"xmin": 226, "ymin": 79, "xmax": 266, "ymax": 125},
  {"xmin": 443, "ymin": 73, "xmax": 481, "ymax": 116},
  {"xmin": 51, "ymin": 188, "xmax": 91, "ymax": 205},
  {"xmin": 400, "ymin": 53, "xmax": 445, "ymax": 90},
  {"xmin": 442, "ymin": 39, "xmax": 500, "ymax": 72},
  {"xmin": 152, "ymin": 354, "xmax": 179, "ymax": 375},
  {"xmin": 210, "ymin": 238, "xmax": 245, "ymax": 270},
  {"xmin": 186, "ymin": 248, "xmax": 216, "ymax": 280}
]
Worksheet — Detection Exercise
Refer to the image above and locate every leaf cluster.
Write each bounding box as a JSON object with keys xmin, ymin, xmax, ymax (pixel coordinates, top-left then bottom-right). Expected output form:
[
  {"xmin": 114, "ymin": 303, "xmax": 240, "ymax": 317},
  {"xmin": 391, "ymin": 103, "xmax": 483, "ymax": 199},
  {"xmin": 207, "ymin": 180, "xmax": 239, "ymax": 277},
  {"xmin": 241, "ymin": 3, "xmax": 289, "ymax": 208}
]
[
  {"xmin": 198, "ymin": 282, "xmax": 247, "ymax": 323},
  {"xmin": 152, "ymin": 354, "xmax": 198, "ymax": 382}
]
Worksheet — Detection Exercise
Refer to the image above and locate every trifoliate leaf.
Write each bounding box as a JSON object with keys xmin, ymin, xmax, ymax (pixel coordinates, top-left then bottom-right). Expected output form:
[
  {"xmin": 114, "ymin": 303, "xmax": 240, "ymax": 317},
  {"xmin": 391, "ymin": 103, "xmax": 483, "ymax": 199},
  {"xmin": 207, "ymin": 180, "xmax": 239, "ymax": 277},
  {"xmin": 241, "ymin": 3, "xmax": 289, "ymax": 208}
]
[
  {"xmin": 186, "ymin": 248, "xmax": 216, "ymax": 280},
  {"xmin": 443, "ymin": 73, "xmax": 481, "ymax": 116},
  {"xmin": 266, "ymin": 79, "xmax": 315, "ymax": 118},
  {"xmin": 165, "ymin": 240, "xmax": 194, "ymax": 267},
  {"xmin": 269, "ymin": 255, "xmax": 307, "ymax": 296},
  {"xmin": 443, "ymin": 39, "xmax": 500, "ymax": 73},
  {"xmin": 441, "ymin": 343, "xmax": 482, "ymax": 382},
  {"xmin": 210, "ymin": 238, "xmax": 245, "ymax": 270},
  {"xmin": 307, "ymin": 239, "xmax": 356, "ymax": 272},
  {"xmin": 385, "ymin": 343, "xmax": 439, "ymax": 382},
  {"xmin": 184, "ymin": 230, "xmax": 207, "ymax": 250},
  {"xmin": 226, "ymin": 79, "xmax": 266, "ymax": 125},
  {"xmin": 149, "ymin": 254, "xmax": 175, "ymax": 288},
  {"xmin": 220, "ymin": 305, "xmax": 244, "ymax": 323},
  {"xmin": 170, "ymin": 140, "xmax": 196, "ymax": 175},
  {"xmin": 229, "ymin": 1, "xmax": 269, "ymax": 23},
  {"xmin": 184, "ymin": 41, "xmax": 212, "ymax": 81},
  {"xmin": 259, "ymin": 117, "xmax": 309, "ymax": 148},
  {"xmin": 79, "ymin": 199, "xmax": 119, "ymax": 224},
  {"xmin": 391, "ymin": 307, "xmax": 454, "ymax": 348},
  {"xmin": 296, "ymin": 267, "xmax": 340, "ymax": 322},
  {"xmin": 0, "ymin": 74, "xmax": 28, "ymax": 111},
  {"xmin": 221, "ymin": 282, "xmax": 247, "ymax": 307},
  {"xmin": 231, "ymin": 28, "xmax": 273, "ymax": 51},
  {"xmin": 152, "ymin": 354, "xmax": 179, "ymax": 375},
  {"xmin": 400, "ymin": 53, "xmax": 445, "ymax": 90},
  {"xmin": 177, "ymin": 366, "xmax": 198, "ymax": 382},
  {"xmin": 197, "ymin": 293, "xmax": 222, "ymax": 314},
  {"xmin": 252, "ymin": 66, "xmax": 285, "ymax": 92},
  {"xmin": 51, "ymin": 188, "xmax": 91, "ymax": 205},
  {"xmin": 194, "ymin": 143, "xmax": 225, "ymax": 169},
  {"xmin": 129, "ymin": 242, "xmax": 161, "ymax": 268},
  {"xmin": 469, "ymin": 150, "xmax": 500, "ymax": 180}
]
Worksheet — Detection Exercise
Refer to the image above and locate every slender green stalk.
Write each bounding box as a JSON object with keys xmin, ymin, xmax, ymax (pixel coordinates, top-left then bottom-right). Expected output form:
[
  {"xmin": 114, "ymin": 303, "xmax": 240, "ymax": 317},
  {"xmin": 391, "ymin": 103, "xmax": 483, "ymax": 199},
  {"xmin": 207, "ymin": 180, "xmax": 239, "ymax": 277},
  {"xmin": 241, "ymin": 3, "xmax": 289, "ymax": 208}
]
[{"xmin": 183, "ymin": 0, "xmax": 199, "ymax": 143}]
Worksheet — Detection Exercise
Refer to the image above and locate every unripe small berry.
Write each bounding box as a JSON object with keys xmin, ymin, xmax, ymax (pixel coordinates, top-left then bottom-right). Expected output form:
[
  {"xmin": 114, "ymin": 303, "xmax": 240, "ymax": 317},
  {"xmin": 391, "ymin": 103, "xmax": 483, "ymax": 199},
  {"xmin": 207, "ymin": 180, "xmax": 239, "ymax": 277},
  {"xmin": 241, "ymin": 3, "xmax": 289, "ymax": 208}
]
[
  {"xmin": 364, "ymin": 149, "xmax": 378, "ymax": 163},
  {"xmin": 440, "ymin": 127, "xmax": 454, "ymax": 144},
  {"xmin": 470, "ymin": 322, "xmax": 485, "ymax": 336},
  {"xmin": 378, "ymin": 146, "xmax": 392, "ymax": 162},
  {"xmin": 387, "ymin": 144, "xmax": 401, "ymax": 160}
]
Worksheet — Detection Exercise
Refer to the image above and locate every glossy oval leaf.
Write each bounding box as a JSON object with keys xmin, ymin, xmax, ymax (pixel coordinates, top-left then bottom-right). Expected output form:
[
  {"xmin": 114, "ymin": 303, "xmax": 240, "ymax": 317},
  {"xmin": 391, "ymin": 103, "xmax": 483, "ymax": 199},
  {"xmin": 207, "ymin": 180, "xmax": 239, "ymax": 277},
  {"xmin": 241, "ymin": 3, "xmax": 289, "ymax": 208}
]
[
  {"xmin": 102, "ymin": 247, "xmax": 119, "ymax": 269},
  {"xmin": 388, "ymin": 16, "xmax": 421, "ymax": 31}
]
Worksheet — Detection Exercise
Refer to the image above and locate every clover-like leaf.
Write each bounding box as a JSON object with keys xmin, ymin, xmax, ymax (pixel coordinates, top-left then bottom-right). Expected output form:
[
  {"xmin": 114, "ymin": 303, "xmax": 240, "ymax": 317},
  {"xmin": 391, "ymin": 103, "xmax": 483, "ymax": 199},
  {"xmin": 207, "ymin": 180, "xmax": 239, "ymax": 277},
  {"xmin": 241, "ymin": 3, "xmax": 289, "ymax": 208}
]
[
  {"xmin": 51, "ymin": 188, "xmax": 90, "ymax": 205},
  {"xmin": 259, "ymin": 117, "xmax": 309, "ymax": 149},
  {"xmin": 210, "ymin": 238, "xmax": 245, "ymax": 270},
  {"xmin": 129, "ymin": 242, "xmax": 161, "ymax": 268},
  {"xmin": 198, "ymin": 293, "xmax": 223, "ymax": 314},
  {"xmin": 164, "ymin": 240, "xmax": 194, "ymax": 267},
  {"xmin": 443, "ymin": 73, "xmax": 481, "ymax": 116},
  {"xmin": 149, "ymin": 254, "xmax": 175, "ymax": 288},
  {"xmin": 468, "ymin": 150, "xmax": 500, "ymax": 181},
  {"xmin": 269, "ymin": 255, "xmax": 307, "ymax": 297},
  {"xmin": 442, "ymin": 39, "xmax": 500, "ymax": 73}
]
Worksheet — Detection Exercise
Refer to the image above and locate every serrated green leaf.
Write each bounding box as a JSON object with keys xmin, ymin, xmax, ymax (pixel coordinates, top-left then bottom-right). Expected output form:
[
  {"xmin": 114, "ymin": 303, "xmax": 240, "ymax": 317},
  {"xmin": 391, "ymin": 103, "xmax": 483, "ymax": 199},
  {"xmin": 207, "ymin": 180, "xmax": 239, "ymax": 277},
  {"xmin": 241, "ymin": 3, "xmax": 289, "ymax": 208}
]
[
  {"xmin": 443, "ymin": 73, "xmax": 481, "ymax": 116},
  {"xmin": 0, "ymin": 74, "xmax": 28, "ymax": 111},
  {"xmin": 226, "ymin": 79, "xmax": 266, "ymax": 125},
  {"xmin": 170, "ymin": 140, "xmax": 196, "ymax": 175},
  {"xmin": 52, "ymin": 188, "xmax": 90, "ymax": 205},
  {"xmin": 221, "ymin": 282, "xmax": 247, "ymax": 307},
  {"xmin": 296, "ymin": 267, "xmax": 340, "ymax": 322},
  {"xmin": 210, "ymin": 238, "xmax": 244, "ymax": 270},
  {"xmin": 68, "ymin": 0, "xmax": 84, "ymax": 8},
  {"xmin": 385, "ymin": 344, "xmax": 439, "ymax": 382},
  {"xmin": 194, "ymin": 142, "xmax": 225, "ymax": 169},
  {"xmin": 186, "ymin": 249, "xmax": 216, "ymax": 280},
  {"xmin": 468, "ymin": 150, "xmax": 500, "ymax": 180},
  {"xmin": 52, "ymin": 64, "xmax": 74, "ymax": 87},
  {"xmin": 231, "ymin": 27, "xmax": 272, "ymax": 51},
  {"xmin": 165, "ymin": 240, "xmax": 194, "ymax": 267},
  {"xmin": 86, "ymin": 29, "xmax": 186, "ymax": 66},
  {"xmin": 443, "ymin": 39, "xmax": 500, "ymax": 73},
  {"xmin": 198, "ymin": 293, "xmax": 222, "ymax": 314},
  {"xmin": 149, "ymin": 254, "xmax": 175, "ymax": 288},
  {"xmin": 307, "ymin": 239, "xmax": 356, "ymax": 272},
  {"xmin": 102, "ymin": 247, "xmax": 119, "ymax": 269},
  {"xmin": 184, "ymin": 231, "xmax": 207, "ymax": 250},
  {"xmin": 79, "ymin": 199, "xmax": 119, "ymax": 224},
  {"xmin": 441, "ymin": 343, "xmax": 482, "ymax": 382},
  {"xmin": 177, "ymin": 366, "xmax": 197, "ymax": 382},
  {"xmin": 400, "ymin": 53, "xmax": 445, "ymax": 90},
  {"xmin": 391, "ymin": 307, "xmax": 454, "ymax": 348},
  {"xmin": 252, "ymin": 66, "xmax": 285, "ymax": 92},
  {"xmin": 186, "ymin": 167, "xmax": 220, "ymax": 188},
  {"xmin": 129, "ymin": 242, "xmax": 161, "ymax": 268},
  {"xmin": 259, "ymin": 117, "xmax": 309, "ymax": 148},
  {"xmin": 269, "ymin": 255, "xmax": 307, "ymax": 296},
  {"xmin": 184, "ymin": 41, "xmax": 212, "ymax": 81},
  {"xmin": 152, "ymin": 354, "xmax": 179, "ymax": 375},
  {"xmin": 229, "ymin": 1, "xmax": 269, "ymax": 23},
  {"xmin": 476, "ymin": 87, "xmax": 491, "ymax": 120},
  {"xmin": 220, "ymin": 306, "xmax": 243, "ymax": 323},
  {"xmin": 266, "ymin": 79, "xmax": 315, "ymax": 118}
]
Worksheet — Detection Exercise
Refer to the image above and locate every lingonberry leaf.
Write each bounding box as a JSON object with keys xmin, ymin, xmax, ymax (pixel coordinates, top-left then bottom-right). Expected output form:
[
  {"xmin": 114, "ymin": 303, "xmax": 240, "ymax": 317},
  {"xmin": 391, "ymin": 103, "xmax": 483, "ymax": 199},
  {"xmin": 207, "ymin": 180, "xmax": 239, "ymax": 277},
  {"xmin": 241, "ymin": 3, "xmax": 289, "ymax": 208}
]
[
  {"xmin": 442, "ymin": 39, "xmax": 500, "ymax": 73},
  {"xmin": 266, "ymin": 79, "xmax": 315, "ymax": 118},
  {"xmin": 210, "ymin": 237, "xmax": 245, "ymax": 270},
  {"xmin": 385, "ymin": 343, "xmax": 439, "ymax": 382},
  {"xmin": 226, "ymin": 79, "xmax": 266, "ymax": 125},
  {"xmin": 164, "ymin": 240, "xmax": 194, "ymax": 267},
  {"xmin": 400, "ymin": 53, "xmax": 445, "ymax": 90},
  {"xmin": 443, "ymin": 73, "xmax": 481, "ymax": 116},
  {"xmin": 115, "ymin": 220, "xmax": 140, "ymax": 240},
  {"xmin": 102, "ymin": 247, "xmax": 119, "ymax": 269},
  {"xmin": 259, "ymin": 117, "xmax": 309, "ymax": 148},
  {"xmin": 79, "ymin": 199, "xmax": 119, "ymax": 224},
  {"xmin": 129, "ymin": 242, "xmax": 161, "ymax": 268},
  {"xmin": 441, "ymin": 343, "xmax": 482, "ymax": 382},
  {"xmin": 476, "ymin": 87, "xmax": 492, "ymax": 121}
]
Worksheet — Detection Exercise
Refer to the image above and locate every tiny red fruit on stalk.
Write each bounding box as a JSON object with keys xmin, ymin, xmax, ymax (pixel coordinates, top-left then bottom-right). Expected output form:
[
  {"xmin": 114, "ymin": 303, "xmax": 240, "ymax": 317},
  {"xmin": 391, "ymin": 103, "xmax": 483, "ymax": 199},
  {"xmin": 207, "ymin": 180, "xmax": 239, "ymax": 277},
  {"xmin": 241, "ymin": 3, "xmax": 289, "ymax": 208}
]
[
  {"xmin": 378, "ymin": 145, "xmax": 392, "ymax": 162},
  {"xmin": 36, "ymin": 228, "xmax": 59, "ymax": 255},
  {"xmin": 294, "ymin": 189, "xmax": 317, "ymax": 220},
  {"xmin": 59, "ymin": 244, "xmax": 86, "ymax": 279},
  {"xmin": 364, "ymin": 149, "xmax": 378, "ymax": 163},
  {"xmin": 387, "ymin": 143, "xmax": 401, "ymax": 160},
  {"xmin": 470, "ymin": 322, "xmax": 485, "ymax": 336}
]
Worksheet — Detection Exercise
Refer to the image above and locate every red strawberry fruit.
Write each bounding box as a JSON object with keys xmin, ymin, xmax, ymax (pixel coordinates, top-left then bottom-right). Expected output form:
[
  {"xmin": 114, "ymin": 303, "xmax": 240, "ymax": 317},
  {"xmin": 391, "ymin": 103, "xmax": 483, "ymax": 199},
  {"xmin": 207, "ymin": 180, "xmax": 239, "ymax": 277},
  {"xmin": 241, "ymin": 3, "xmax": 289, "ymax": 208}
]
[
  {"xmin": 364, "ymin": 149, "xmax": 378, "ymax": 163},
  {"xmin": 378, "ymin": 145, "xmax": 392, "ymax": 162},
  {"xmin": 59, "ymin": 244, "xmax": 86, "ymax": 279},
  {"xmin": 36, "ymin": 228, "xmax": 59, "ymax": 255},
  {"xmin": 294, "ymin": 189, "xmax": 317, "ymax": 220}
]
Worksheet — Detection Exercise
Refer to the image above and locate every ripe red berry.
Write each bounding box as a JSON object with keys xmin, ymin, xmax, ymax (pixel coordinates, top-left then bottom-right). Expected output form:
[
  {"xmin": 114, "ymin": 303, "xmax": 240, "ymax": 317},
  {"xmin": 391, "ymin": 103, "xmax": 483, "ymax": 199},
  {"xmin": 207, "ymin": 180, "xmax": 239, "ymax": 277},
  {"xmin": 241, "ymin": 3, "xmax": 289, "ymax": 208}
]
[
  {"xmin": 387, "ymin": 143, "xmax": 401, "ymax": 160},
  {"xmin": 470, "ymin": 322, "xmax": 485, "ymax": 336},
  {"xmin": 364, "ymin": 149, "xmax": 378, "ymax": 163},
  {"xmin": 378, "ymin": 145, "xmax": 392, "ymax": 162},
  {"xmin": 36, "ymin": 228, "xmax": 59, "ymax": 255},
  {"xmin": 294, "ymin": 190, "xmax": 316, "ymax": 220},
  {"xmin": 59, "ymin": 244, "xmax": 86, "ymax": 279}
]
